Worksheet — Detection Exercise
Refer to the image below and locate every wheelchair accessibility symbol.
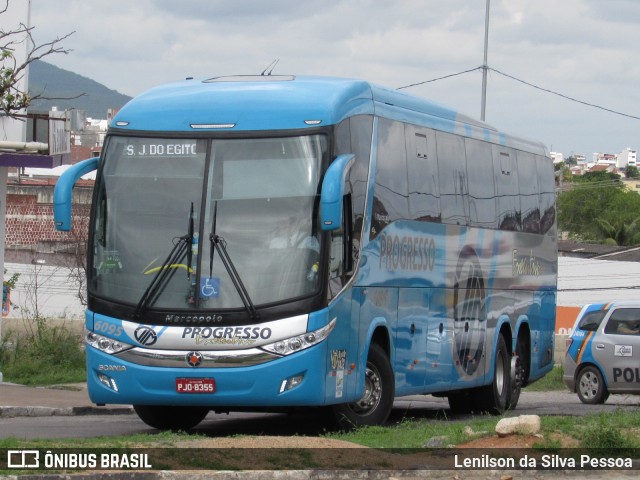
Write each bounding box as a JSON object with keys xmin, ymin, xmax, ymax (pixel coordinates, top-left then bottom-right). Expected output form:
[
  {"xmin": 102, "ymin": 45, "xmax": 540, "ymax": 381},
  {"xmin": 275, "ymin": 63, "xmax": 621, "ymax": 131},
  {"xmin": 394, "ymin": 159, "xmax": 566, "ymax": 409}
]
[{"xmin": 201, "ymin": 277, "xmax": 220, "ymax": 298}]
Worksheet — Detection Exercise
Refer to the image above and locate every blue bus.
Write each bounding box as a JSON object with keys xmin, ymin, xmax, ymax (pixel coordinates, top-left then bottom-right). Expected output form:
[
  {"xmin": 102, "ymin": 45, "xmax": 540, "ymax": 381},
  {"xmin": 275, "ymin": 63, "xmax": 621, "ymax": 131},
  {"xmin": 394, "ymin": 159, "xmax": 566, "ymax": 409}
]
[{"xmin": 54, "ymin": 75, "xmax": 557, "ymax": 430}]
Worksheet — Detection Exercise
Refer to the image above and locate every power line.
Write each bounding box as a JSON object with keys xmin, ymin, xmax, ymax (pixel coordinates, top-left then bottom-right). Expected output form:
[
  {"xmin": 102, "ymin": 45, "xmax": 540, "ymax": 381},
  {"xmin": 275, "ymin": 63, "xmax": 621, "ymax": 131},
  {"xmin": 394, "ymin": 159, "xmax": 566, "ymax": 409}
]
[
  {"xmin": 398, "ymin": 65, "xmax": 640, "ymax": 121},
  {"xmin": 489, "ymin": 67, "xmax": 640, "ymax": 121},
  {"xmin": 397, "ymin": 67, "xmax": 482, "ymax": 90}
]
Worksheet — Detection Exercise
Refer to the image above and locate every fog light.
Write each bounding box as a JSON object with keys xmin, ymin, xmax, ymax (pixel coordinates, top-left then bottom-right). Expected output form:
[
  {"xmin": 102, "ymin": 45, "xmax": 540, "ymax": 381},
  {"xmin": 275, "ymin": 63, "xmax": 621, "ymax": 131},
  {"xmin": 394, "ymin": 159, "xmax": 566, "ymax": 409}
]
[
  {"xmin": 279, "ymin": 374, "xmax": 305, "ymax": 393},
  {"xmin": 97, "ymin": 373, "xmax": 119, "ymax": 392}
]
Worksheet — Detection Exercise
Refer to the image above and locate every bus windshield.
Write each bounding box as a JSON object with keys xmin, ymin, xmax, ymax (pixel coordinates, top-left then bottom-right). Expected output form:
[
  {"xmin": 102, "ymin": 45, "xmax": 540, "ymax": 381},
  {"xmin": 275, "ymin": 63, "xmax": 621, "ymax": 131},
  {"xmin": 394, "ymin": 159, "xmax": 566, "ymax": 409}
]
[{"xmin": 91, "ymin": 134, "xmax": 327, "ymax": 312}]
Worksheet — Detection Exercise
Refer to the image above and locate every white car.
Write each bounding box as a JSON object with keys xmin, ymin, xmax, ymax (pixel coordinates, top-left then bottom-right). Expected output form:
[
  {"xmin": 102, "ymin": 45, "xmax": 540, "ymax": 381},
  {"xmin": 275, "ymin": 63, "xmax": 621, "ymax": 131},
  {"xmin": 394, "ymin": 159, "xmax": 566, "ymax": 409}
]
[{"xmin": 563, "ymin": 301, "xmax": 640, "ymax": 404}]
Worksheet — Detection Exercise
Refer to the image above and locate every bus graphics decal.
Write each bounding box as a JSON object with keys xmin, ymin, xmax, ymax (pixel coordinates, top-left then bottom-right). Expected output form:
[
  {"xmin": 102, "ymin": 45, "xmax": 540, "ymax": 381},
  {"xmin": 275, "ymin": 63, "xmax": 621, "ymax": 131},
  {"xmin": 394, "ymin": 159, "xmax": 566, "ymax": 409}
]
[
  {"xmin": 378, "ymin": 232, "xmax": 436, "ymax": 273},
  {"xmin": 453, "ymin": 245, "xmax": 487, "ymax": 377},
  {"xmin": 134, "ymin": 326, "xmax": 159, "ymax": 346},
  {"xmin": 120, "ymin": 314, "xmax": 309, "ymax": 350}
]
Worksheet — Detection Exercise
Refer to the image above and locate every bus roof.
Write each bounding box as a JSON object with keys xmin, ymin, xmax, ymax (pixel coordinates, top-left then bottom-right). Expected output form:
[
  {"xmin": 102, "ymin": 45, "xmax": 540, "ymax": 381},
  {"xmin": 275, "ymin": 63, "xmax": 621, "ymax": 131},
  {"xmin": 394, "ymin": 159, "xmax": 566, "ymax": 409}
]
[{"xmin": 112, "ymin": 75, "xmax": 547, "ymax": 155}]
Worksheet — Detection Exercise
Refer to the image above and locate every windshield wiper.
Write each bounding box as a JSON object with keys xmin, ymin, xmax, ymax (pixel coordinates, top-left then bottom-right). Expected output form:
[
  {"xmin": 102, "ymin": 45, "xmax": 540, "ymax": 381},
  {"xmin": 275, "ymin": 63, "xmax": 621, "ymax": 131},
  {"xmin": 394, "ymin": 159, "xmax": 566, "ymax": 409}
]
[
  {"xmin": 209, "ymin": 200, "xmax": 258, "ymax": 320},
  {"xmin": 135, "ymin": 203, "xmax": 194, "ymax": 317}
]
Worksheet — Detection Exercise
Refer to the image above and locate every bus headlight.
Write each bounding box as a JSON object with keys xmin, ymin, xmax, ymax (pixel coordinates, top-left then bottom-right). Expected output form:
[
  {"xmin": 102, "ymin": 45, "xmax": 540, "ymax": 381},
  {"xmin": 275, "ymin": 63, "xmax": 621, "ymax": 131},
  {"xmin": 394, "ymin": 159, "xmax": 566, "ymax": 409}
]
[
  {"xmin": 261, "ymin": 318, "xmax": 336, "ymax": 356},
  {"xmin": 85, "ymin": 328, "xmax": 133, "ymax": 354}
]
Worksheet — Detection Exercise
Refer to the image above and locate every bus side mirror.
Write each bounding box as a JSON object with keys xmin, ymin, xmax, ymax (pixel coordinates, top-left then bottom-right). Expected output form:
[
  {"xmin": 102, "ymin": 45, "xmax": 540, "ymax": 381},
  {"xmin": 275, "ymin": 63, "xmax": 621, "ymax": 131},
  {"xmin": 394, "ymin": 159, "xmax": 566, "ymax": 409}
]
[
  {"xmin": 320, "ymin": 154, "xmax": 355, "ymax": 231},
  {"xmin": 53, "ymin": 157, "xmax": 99, "ymax": 231}
]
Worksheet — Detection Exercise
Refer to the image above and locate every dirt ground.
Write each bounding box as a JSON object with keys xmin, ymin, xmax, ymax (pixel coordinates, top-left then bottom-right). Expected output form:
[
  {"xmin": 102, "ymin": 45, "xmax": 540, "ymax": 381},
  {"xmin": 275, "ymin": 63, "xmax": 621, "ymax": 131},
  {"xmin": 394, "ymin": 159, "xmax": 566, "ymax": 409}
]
[
  {"xmin": 135, "ymin": 432, "xmax": 581, "ymax": 471},
  {"xmin": 172, "ymin": 431, "xmax": 579, "ymax": 449}
]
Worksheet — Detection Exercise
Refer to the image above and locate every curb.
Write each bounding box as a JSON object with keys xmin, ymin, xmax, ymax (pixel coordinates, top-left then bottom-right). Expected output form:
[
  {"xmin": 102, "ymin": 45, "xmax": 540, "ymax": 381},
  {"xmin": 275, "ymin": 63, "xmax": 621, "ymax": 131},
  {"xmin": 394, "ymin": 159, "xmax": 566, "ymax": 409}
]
[{"xmin": 0, "ymin": 406, "xmax": 133, "ymax": 418}]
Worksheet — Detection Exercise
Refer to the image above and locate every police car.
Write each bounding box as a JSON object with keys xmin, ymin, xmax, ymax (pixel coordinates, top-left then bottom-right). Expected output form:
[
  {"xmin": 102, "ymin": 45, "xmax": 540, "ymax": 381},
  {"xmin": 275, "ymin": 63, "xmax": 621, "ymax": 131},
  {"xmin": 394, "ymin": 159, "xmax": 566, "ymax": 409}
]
[{"xmin": 563, "ymin": 301, "xmax": 640, "ymax": 404}]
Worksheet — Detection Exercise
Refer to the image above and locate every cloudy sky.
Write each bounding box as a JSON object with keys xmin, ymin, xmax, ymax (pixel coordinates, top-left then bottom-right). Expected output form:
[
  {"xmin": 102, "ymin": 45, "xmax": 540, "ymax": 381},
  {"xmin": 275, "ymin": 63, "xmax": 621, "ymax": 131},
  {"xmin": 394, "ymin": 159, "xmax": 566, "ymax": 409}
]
[{"xmin": 23, "ymin": 0, "xmax": 640, "ymax": 157}]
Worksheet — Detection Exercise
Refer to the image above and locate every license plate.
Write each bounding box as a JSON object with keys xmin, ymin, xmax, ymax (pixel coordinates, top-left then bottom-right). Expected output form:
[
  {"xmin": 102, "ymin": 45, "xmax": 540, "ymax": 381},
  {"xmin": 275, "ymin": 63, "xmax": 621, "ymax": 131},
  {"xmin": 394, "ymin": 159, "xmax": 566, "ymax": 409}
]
[{"xmin": 176, "ymin": 378, "xmax": 216, "ymax": 394}]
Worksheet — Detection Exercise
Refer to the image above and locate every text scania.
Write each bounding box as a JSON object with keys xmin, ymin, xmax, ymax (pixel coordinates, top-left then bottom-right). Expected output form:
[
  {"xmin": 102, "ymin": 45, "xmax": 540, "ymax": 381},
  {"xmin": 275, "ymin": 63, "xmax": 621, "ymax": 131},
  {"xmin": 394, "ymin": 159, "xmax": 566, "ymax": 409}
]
[
  {"xmin": 182, "ymin": 326, "xmax": 272, "ymax": 340},
  {"xmin": 379, "ymin": 234, "xmax": 436, "ymax": 272}
]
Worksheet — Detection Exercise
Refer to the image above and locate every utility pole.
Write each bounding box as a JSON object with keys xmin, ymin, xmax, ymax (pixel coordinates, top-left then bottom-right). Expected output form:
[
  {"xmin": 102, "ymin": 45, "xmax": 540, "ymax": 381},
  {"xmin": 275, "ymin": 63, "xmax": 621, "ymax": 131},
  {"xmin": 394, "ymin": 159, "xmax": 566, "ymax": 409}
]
[{"xmin": 480, "ymin": 0, "xmax": 490, "ymax": 121}]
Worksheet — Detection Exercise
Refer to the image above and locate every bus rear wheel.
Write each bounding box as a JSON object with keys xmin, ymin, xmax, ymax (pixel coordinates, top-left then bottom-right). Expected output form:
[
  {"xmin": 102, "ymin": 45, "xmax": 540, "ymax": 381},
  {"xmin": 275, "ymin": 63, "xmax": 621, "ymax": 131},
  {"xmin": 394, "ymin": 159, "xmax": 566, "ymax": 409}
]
[
  {"xmin": 134, "ymin": 405, "xmax": 209, "ymax": 430},
  {"xmin": 508, "ymin": 336, "xmax": 528, "ymax": 409},
  {"xmin": 475, "ymin": 334, "xmax": 510, "ymax": 414},
  {"xmin": 331, "ymin": 343, "xmax": 394, "ymax": 430}
]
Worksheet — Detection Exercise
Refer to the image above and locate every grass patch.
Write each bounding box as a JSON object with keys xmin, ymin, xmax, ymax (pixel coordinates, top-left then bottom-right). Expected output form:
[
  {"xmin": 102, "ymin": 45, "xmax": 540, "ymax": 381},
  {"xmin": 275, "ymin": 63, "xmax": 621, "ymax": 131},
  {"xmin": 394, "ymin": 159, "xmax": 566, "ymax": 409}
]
[
  {"xmin": 4, "ymin": 411, "xmax": 639, "ymax": 451},
  {"xmin": 578, "ymin": 412, "xmax": 638, "ymax": 451},
  {"xmin": 327, "ymin": 410, "xmax": 640, "ymax": 450},
  {"xmin": 326, "ymin": 416, "xmax": 498, "ymax": 448},
  {"xmin": 524, "ymin": 364, "xmax": 565, "ymax": 391},
  {"xmin": 0, "ymin": 318, "xmax": 85, "ymax": 385},
  {"xmin": 535, "ymin": 411, "xmax": 640, "ymax": 450}
]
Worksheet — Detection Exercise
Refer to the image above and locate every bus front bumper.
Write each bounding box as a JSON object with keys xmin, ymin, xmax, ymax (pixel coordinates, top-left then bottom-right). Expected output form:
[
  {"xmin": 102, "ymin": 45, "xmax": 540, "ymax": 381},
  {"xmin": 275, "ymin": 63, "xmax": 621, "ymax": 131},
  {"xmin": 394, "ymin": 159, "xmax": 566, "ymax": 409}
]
[{"xmin": 86, "ymin": 344, "xmax": 330, "ymax": 408}]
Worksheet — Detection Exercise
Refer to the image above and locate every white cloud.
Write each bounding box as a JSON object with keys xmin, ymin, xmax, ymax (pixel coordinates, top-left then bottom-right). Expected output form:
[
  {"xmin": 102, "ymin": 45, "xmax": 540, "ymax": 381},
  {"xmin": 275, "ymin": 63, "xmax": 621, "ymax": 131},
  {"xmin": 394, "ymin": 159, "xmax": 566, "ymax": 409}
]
[{"xmin": 24, "ymin": 0, "xmax": 640, "ymax": 156}]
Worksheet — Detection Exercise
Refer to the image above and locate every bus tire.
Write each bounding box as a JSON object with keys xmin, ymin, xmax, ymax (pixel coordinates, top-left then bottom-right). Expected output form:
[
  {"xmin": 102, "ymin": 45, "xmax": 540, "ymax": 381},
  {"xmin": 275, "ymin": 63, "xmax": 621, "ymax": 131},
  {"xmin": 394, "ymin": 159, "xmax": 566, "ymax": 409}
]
[
  {"xmin": 133, "ymin": 405, "xmax": 209, "ymax": 430},
  {"xmin": 475, "ymin": 334, "xmax": 510, "ymax": 414},
  {"xmin": 331, "ymin": 343, "xmax": 394, "ymax": 430},
  {"xmin": 508, "ymin": 337, "xmax": 528, "ymax": 409}
]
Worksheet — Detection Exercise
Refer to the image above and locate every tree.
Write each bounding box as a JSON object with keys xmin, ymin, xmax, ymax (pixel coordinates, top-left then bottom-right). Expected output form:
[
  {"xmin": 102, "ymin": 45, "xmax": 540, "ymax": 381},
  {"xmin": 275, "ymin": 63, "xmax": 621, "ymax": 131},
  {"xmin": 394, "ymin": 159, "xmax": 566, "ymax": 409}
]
[
  {"xmin": 558, "ymin": 177, "xmax": 640, "ymax": 245},
  {"xmin": 554, "ymin": 162, "xmax": 573, "ymax": 186},
  {"xmin": 0, "ymin": 0, "xmax": 73, "ymax": 117},
  {"xmin": 625, "ymin": 165, "xmax": 639, "ymax": 179},
  {"xmin": 576, "ymin": 170, "xmax": 622, "ymax": 186},
  {"xmin": 595, "ymin": 217, "xmax": 640, "ymax": 246}
]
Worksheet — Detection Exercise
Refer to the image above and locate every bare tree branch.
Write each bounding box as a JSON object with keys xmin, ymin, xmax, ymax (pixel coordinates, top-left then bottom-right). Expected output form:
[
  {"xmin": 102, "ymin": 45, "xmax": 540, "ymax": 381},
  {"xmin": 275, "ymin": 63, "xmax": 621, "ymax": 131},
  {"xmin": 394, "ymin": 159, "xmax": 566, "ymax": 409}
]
[{"xmin": 0, "ymin": 0, "xmax": 74, "ymax": 117}]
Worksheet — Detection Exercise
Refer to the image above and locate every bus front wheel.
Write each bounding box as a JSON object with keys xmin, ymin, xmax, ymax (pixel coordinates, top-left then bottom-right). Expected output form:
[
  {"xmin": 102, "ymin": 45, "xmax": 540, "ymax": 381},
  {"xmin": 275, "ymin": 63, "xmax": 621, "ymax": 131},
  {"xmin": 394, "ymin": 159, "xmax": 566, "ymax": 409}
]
[
  {"xmin": 331, "ymin": 343, "xmax": 394, "ymax": 430},
  {"xmin": 134, "ymin": 405, "xmax": 209, "ymax": 430}
]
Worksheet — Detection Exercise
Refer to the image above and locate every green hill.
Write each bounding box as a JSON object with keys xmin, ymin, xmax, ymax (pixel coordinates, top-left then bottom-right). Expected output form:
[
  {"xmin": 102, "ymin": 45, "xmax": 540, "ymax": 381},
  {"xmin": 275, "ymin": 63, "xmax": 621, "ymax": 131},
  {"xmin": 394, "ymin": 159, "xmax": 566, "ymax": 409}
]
[{"xmin": 27, "ymin": 60, "xmax": 131, "ymax": 118}]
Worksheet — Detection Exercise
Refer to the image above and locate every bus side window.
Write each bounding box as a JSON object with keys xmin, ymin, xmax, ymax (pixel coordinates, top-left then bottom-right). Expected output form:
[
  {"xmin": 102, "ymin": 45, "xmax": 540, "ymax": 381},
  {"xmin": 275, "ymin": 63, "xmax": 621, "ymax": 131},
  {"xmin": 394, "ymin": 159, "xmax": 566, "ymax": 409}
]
[
  {"xmin": 371, "ymin": 118, "xmax": 408, "ymax": 238},
  {"xmin": 493, "ymin": 147, "xmax": 521, "ymax": 231},
  {"xmin": 517, "ymin": 150, "xmax": 540, "ymax": 234},
  {"xmin": 406, "ymin": 126, "xmax": 440, "ymax": 223},
  {"xmin": 436, "ymin": 131, "xmax": 468, "ymax": 226},
  {"xmin": 537, "ymin": 155, "xmax": 556, "ymax": 236},
  {"xmin": 465, "ymin": 138, "xmax": 497, "ymax": 229}
]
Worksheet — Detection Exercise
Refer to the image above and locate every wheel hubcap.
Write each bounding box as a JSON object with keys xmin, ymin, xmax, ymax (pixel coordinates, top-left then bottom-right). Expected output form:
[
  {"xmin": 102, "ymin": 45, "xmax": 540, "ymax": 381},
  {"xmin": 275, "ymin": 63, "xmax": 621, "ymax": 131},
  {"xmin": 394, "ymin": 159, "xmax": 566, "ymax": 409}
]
[
  {"xmin": 350, "ymin": 364, "xmax": 382, "ymax": 415},
  {"xmin": 579, "ymin": 372, "xmax": 599, "ymax": 399},
  {"xmin": 495, "ymin": 353, "xmax": 505, "ymax": 395}
]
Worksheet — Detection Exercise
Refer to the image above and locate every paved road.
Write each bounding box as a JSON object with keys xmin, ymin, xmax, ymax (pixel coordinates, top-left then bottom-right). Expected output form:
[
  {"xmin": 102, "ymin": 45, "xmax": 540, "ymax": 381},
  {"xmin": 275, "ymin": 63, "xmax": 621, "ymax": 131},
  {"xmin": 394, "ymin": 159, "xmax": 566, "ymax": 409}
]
[{"xmin": 2, "ymin": 390, "xmax": 639, "ymax": 440}]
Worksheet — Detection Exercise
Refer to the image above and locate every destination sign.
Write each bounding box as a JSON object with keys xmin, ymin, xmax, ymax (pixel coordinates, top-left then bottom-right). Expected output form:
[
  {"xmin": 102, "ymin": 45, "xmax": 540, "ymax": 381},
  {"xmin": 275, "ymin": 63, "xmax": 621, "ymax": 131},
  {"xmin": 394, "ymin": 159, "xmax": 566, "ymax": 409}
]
[{"xmin": 125, "ymin": 141, "xmax": 199, "ymax": 157}]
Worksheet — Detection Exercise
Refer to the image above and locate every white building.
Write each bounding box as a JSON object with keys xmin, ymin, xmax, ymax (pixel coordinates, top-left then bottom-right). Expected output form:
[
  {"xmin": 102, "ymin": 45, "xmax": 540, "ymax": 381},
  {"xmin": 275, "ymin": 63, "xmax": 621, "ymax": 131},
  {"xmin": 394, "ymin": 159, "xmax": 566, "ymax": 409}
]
[
  {"xmin": 593, "ymin": 152, "xmax": 617, "ymax": 165},
  {"xmin": 550, "ymin": 151, "xmax": 564, "ymax": 164},
  {"xmin": 617, "ymin": 147, "xmax": 637, "ymax": 169}
]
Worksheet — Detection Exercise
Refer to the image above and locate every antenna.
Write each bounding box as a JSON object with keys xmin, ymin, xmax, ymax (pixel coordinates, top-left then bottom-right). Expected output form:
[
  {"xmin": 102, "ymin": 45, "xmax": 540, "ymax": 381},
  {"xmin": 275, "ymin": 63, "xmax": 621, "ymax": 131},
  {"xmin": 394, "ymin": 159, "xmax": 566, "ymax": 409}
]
[{"xmin": 260, "ymin": 59, "xmax": 280, "ymax": 76}]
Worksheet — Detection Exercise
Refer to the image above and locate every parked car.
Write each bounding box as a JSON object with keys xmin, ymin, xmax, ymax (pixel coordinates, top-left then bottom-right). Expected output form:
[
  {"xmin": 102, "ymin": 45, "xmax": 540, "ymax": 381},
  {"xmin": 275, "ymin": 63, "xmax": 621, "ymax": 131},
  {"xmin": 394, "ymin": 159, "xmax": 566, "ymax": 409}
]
[{"xmin": 563, "ymin": 301, "xmax": 640, "ymax": 404}]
